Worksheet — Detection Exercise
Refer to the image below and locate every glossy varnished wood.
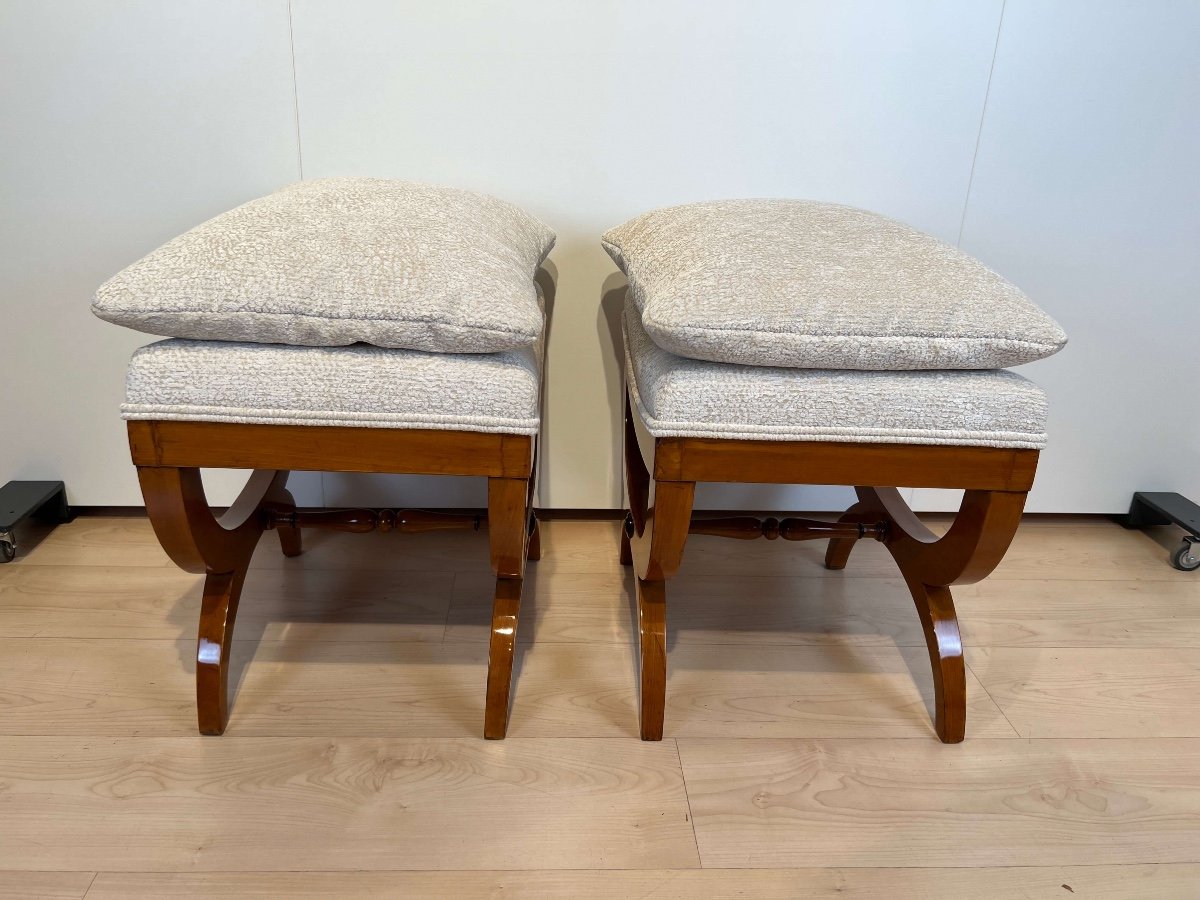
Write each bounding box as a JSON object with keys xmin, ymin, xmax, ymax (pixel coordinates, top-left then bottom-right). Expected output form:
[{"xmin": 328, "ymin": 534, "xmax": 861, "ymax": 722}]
[
  {"xmin": 654, "ymin": 435, "xmax": 1038, "ymax": 492},
  {"xmin": 136, "ymin": 465, "xmax": 295, "ymax": 734},
  {"xmin": 137, "ymin": 458, "xmax": 538, "ymax": 737},
  {"xmin": 623, "ymin": 398, "xmax": 694, "ymax": 739},
  {"xmin": 128, "ymin": 420, "xmax": 534, "ymax": 478},
  {"xmin": 124, "ymin": 272, "xmax": 553, "ymax": 739},
  {"xmin": 825, "ymin": 486, "xmax": 1028, "ymax": 742},
  {"xmin": 689, "ymin": 515, "xmax": 885, "ymax": 543},
  {"xmin": 484, "ymin": 476, "xmax": 533, "ymax": 738},
  {"xmin": 266, "ymin": 507, "xmax": 483, "ymax": 534},
  {"xmin": 622, "ymin": 392, "xmax": 1036, "ymax": 743}
]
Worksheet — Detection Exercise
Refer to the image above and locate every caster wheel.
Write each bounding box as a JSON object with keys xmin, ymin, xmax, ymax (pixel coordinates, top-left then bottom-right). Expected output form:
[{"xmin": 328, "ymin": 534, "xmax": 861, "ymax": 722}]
[
  {"xmin": 1171, "ymin": 540, "xmax": 1200, "ymax": 572},
  {"xmin": 0, "ymin": 540, "xmax": 15, "ymax": 563}
]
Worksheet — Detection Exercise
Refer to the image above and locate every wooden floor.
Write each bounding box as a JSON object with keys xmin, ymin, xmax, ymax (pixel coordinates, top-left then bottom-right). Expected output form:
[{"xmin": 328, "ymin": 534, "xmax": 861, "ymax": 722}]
[{"xmin": 2, "ymin": 514, "xmax": 1200, "ymax": 898}]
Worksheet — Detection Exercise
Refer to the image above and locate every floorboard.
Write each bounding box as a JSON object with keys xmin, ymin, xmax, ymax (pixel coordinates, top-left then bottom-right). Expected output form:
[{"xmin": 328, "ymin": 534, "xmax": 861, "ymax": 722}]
[{"xmin": 0, "ymin": 516, "xmax": 1196, "ymax": 890}]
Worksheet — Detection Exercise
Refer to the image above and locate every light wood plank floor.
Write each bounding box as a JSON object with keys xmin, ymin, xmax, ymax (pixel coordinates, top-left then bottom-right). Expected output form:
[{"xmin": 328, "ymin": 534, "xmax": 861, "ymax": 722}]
[{"xmin": 1, "ymin": 515, "xmax": 1199, "ymax": 898}]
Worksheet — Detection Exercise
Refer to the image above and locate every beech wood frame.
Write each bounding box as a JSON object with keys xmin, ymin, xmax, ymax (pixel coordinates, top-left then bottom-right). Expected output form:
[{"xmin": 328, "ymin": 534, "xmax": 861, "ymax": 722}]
[
  {"xmin": 128, "ymin": 270, "xmax": 553, "ymax": 740},
  {"xmin": 620, "ymin": 394, "xmax": 1038, "ymax": 743}
]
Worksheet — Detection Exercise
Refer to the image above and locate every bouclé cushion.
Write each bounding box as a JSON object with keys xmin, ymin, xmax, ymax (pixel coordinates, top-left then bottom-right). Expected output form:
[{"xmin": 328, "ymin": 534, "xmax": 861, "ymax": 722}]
[
  {"xmin": 602, "ymin": 200, "xmax": 1066, "ymax": 370},
  {"xmin": 93, "ymin": 177, "xmax": 555, "ymax": 353},
  {"xmin": 623, "ymin": 302, "xmax": 1048, "ymax": 449}
]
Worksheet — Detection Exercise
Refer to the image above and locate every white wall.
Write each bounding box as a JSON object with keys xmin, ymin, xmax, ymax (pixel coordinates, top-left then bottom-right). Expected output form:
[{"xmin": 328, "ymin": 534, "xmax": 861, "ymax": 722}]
[{"xmin": 2, "ymin": 0, "xmax": 1196, "ymax": 513}]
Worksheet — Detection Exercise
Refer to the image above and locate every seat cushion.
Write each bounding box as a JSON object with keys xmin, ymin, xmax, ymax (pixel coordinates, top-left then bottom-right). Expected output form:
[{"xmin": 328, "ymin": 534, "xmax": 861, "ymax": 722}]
[
  {"xmin": 94, "ymin": 177, "xmax": 555, "ymax": 354},
  {"xmin": 603, "ymin": 200, "xmax": 1066, "ymax": 370},
  {"xmin": 624, "ymin": 304, "xmax": 1047, "ymax": 448},
  {"xmin": 122, "ymin": 339, "xmax": 540, "ymax": 434}
]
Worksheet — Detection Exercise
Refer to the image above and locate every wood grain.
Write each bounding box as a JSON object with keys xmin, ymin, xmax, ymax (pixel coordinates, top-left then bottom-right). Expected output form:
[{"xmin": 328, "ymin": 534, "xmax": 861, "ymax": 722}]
[
  {"xmin": 9, "ymin": 517, "xmax": 173, "ymax": 567},
  {"xmin": 531, "ymin": 519, "xmax": 624, "ymax": 575},
  {"xmin": 0, "ymin": 636, "xmax": 1014, "ymax": 740},
  {"xmin": 446, "ymin": 570, "xmax": 1200, "ymax": 650},
  {"xmin": 14, "ymin": 514, "xmax": 1188, "ymax": 579},
  {"xmin": 82, "ymin": 865, "xmax": 1200, "ymax": 899},
  {"xmin": 248, "ymin": 526, "xmax": 495, "ymax": 572},
  {"xmin": 445, "ymin": 569, "xmax": 636, "ymax": 645},
  {"xmin": 678, "ymin": 738, "xmax": 1200, "ymax": 867},
  {"xmin": 653, "ymin": 436, "xmax": 1038, "ymax": 492},
  {"xmin": 662, "ymin": 643, "xmax": 1015, "ymax": 739},
  {"xmin": 957, "ymin": 578, "xmax": 1200, "ymax": 648},
  {"xmin": 0, "ymin": 737, "xmax": 698, "ymax": 871},
  {"xmin": 0, "ymin": 873, "xmax": 93, "ymax": 899},
  {"xmin": 0, "ymin": 638, "xmax": 501, "ymax": 737},
  {"xmin": 128, "ymin": 420, "xmax": 533, "ymax": 478},
  {"xmin": 970, "ymin": 648, "xmax": 1200, "ymax": 738},
  {"xmin": 0, "ymin": 565, "xmax": 454, "ymax": 641},
  {"xmin": 6, "ymin": 516, "xmax": 1200, "ymax": 885}
]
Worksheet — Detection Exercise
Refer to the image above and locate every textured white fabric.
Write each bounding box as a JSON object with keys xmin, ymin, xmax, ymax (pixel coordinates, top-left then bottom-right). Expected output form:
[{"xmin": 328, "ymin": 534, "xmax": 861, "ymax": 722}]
[
  {"xmin": 603, "ymin": 200, "xmax": 1067, "ymax": 370},
  {"xmin": 624, "ymin": 304, "xmax": 1047, "ymax": 449},
  {"xmin": 94, "ymin": 177, "xmax": 555, "ymax": 353},
  {"xmin": 122, "ymin": 339, "xmax": 541, "ymax": 434}
]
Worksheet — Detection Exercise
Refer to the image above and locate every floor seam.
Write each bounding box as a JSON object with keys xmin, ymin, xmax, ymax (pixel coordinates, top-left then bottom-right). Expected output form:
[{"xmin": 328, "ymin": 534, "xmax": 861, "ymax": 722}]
[
  {"xmin": 967, "ymin": 658, "xmax": 1023, "ymax": 738},
  {"xmin": 674, "ymin": 738, "xmax": 705, "ymax": 869}
]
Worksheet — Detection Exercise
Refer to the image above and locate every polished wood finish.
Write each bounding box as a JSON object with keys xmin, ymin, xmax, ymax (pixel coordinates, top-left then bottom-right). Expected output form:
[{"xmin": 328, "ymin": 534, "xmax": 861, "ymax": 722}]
[
  {"xmin": 135, "ymin": 465, "xmax": 295, "ymax": 734},
  {"xmin": 622, "ymin": 395, "xmax": 1036, "ymax": 743},
  {"xmin": 822, "ymin": 486, "xmax": 1027, "ymax": 742},
  {"xmin": 135, "ymin": 449, "xmax": 537, "ymax": 737},
  {"xmin": 266, "ymin": 507, "xmax": 483, "ymax": 534},
  {"xmin": 483, "ymin": 476, "xmax": 533, "ymax": 739},
  {"xmin": 623, "ymin": 400, "xmax": 695, "ymax": 739},
  {"xmin": 654, "ymin": 435, "xmax": 1038, "ymax": 492},
  {"xmin": 823, "ymin": 500, "xmax": 874, "ymax": 570},
  {"xmin": 689, "ymin": 515, "xmax": 886, "ymax": 543},
  {"xmin": 128, "ymin": 420, "xmax": 533, "ymax": 478},
  {"xmin": 126, "ymin": 270, "xmax": 551, "ymax": 738}
]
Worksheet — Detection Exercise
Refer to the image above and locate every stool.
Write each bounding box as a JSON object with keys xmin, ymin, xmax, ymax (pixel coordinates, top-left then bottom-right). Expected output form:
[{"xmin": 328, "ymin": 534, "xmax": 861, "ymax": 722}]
[
  {"xmin": 123, "ymin": 266, "xmax": 551, "ymax": 738},
  {"xmin": 619, "ymin": 300, "xmax": 1044, "ymax": 742}
]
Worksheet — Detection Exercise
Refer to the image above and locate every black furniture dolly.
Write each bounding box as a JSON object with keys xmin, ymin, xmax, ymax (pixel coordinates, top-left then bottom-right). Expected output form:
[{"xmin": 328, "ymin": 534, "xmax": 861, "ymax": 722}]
[
  {"xmin": 0, "ymin": 481, "xmax": 72, "ymax": 562},
  {"xmin": 1124, "ymin": 491, "xmax": 1200, "ymax": 572}
]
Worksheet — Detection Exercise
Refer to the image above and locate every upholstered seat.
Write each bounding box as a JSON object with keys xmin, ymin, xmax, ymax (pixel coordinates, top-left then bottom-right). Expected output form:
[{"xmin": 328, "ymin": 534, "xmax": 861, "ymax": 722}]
[
  {"xmin": 623, "ymin": 304, "xmax": 1047, "ymax": 449},
  {"xmin": 123, "ymin": 338, "xmax": 541, "ymax": 434},
  {"xmin": 98, "ymin": 179, "xmax": 554, "ymax": 743}
]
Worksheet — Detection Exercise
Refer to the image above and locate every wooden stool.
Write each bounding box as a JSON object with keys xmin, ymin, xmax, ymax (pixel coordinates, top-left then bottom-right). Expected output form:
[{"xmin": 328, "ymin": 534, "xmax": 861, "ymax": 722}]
[
  {"xmin": 618, "ymin": 298, "xmax": 1044, "ymax": 743},
  {"xmin": 126, "ymin": 270, "xmax": 553, "ymax": 739}
]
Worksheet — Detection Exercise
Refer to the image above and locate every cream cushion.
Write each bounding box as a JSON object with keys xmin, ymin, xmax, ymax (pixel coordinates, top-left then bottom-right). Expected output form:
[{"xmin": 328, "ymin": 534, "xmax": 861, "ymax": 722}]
[
  {"xmin": 122, "ymin": 339, "xmax": 540, "ymax": 435},
  {"xmin": 603, "ymin": 200, "xmax": 1066, "ymax": 370},
  {"xmin": 94, "ymin": 178, "xmax": 554, "ymax": 354},
  {"xmin": 624, "ymin": 304, "xmax": 1047, "ymax": 449}
]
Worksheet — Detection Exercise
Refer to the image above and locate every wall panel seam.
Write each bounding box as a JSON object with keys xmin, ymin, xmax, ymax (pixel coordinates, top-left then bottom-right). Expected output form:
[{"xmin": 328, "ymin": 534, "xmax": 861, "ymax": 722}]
[{"xmin": 956, "ymin": 0, "xmax": 1007, "ymax": 247}]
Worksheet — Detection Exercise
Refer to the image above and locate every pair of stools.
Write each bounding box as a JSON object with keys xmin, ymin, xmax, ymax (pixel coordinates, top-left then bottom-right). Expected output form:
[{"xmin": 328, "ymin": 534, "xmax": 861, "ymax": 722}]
[{"xmin": 93, "ymin": 179, "xmax": 1065, "ymax": 742}]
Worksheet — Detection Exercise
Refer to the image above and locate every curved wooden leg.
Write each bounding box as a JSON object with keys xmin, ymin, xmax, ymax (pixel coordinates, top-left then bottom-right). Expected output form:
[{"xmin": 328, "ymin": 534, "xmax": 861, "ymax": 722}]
[
  {"xmin": 824, "ymin": 500, "xmax": 872, "ymax": 570},
  {"xmin": 484, "ymin": 577, "xmax": 522, "ymax": 739},
  {"xmin": 267, "ymin": 486, "xmax": 303, "ymax": 558},
  {"xmin": 629, "ymin": 479, "xmax": 695, "ymax": 741},
  {"xmin": 484, "ymin": 476, "xmax": 531, "ymax": 739},
  {"xmin": 621, "ymin": 394, "xmax": 696, "ymax": 740},
  {"xmin": 136, "ymin": 465, "xmax": 287, "ymax": 735},
  {"xmin": 636, "ymin": 577, "xmax": 667, "ymax": 740},
  {"xmin": 196, "ymin": 568, "xmax": 250, "ymax": 735},
  {"xmin": 846, "ymin": 485, "xmax": 1026, "ymax": 743},
  {"xmin": 900, "ymin": 573, "xmax": 966, "ymax": 743}
]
